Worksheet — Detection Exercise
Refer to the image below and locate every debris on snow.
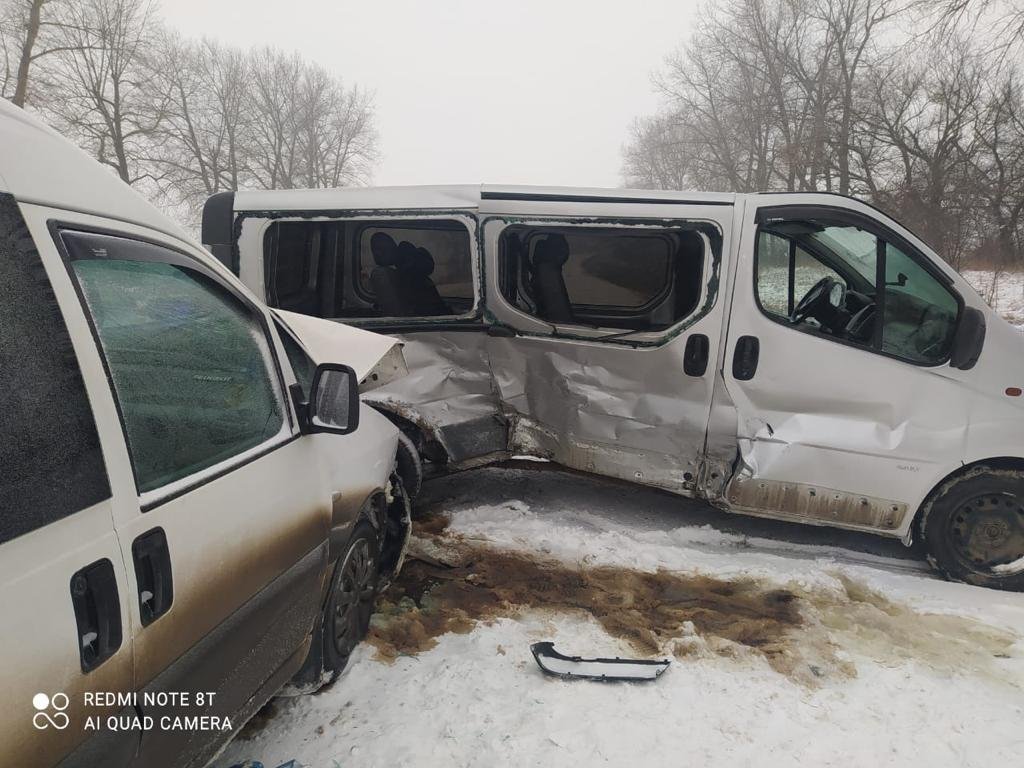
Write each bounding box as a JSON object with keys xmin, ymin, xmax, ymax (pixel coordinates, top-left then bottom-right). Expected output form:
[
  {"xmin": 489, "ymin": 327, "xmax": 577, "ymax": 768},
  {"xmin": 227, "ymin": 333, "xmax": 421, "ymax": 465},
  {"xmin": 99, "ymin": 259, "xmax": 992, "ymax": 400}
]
[{"xmin": 530, "ymin": 641, "xmax": 670, "ymax": 681}]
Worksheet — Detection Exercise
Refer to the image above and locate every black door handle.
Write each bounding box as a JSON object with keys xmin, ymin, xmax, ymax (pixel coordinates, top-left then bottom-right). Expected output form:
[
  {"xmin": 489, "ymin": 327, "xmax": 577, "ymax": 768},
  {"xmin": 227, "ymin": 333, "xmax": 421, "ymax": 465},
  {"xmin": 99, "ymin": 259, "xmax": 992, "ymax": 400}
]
[
  {"xmin": 683, "ymin": 334, "xmax": 710, "ymax": 377},
  {"xmin": 70, "ymin": 558, "xmax": 123, "ymax": 672},
  {"xmin": 132, "ymin": 528, "xmax": 173, "ymax": 626},
  {"xmin": 732, "ymin": 335, "xmax": 760, "ymax": 380}
]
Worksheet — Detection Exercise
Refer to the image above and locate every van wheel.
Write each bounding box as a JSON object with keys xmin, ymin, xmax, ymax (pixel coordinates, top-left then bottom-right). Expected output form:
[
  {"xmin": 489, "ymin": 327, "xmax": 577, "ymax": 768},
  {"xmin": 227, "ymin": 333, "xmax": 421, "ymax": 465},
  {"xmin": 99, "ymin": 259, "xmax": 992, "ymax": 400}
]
[
  {"xmin": 396, "ymin": 431, "xmax": 423, "ymax": 501},
  {"xmin": 921, "ymin": 467, "xmax": 1024, "ymax": 591},
  {"xmin": 323, "ymin": 522, "xmax": 380, "ymax": 680}
]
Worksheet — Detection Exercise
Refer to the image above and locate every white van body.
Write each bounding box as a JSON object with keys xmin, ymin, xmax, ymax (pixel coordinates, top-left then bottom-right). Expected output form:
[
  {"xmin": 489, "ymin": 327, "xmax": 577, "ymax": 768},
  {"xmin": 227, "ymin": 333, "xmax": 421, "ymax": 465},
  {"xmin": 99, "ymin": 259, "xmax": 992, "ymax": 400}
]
[
  {"xmin": 210, "ymin": 183, "xmax": 1024, "ymax": 590},
  {"xmin": 0, "ymin": 101, "xmax": 409, "ymax": 768}
]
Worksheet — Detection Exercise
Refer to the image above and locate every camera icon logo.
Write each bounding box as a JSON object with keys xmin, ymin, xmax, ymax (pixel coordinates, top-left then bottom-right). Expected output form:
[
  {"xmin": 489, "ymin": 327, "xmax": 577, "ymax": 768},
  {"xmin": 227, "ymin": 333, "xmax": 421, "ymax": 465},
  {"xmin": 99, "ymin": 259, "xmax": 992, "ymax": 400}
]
[{"xmin": 32, "ymin": 692, "xmax": 70, "ymax": 730}]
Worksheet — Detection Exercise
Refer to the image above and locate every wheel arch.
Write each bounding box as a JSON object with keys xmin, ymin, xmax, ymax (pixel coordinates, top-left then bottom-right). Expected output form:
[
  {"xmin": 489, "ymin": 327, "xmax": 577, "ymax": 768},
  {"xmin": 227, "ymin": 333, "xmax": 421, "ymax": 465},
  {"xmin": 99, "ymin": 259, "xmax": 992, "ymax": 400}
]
[
  {"xmin": 910, "ymin": 456, "xmax": 1024, "ymax": 543},
  {"xmin": 366, "ymin": 401, "xmax": 451, "ymax": 466}
]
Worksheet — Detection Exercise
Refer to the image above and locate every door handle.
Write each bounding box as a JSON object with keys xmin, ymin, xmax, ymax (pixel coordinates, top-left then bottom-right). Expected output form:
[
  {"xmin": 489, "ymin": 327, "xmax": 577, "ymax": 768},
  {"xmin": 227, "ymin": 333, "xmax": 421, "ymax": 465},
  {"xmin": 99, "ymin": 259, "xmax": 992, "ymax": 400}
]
[
  {"xmin": 132, "ymin": 527, "xmax": 173, "ymax": 626},
  {"xmin": 70, "ymin": 559, "xmax": 123, "ymax": 672},
  {"xmin": 683, "ymin": 334, "xmax": 710, "ymax": 377},
  {"xmin": 732, "ymin": 336, "xmax": 760, "ymax": 380}
]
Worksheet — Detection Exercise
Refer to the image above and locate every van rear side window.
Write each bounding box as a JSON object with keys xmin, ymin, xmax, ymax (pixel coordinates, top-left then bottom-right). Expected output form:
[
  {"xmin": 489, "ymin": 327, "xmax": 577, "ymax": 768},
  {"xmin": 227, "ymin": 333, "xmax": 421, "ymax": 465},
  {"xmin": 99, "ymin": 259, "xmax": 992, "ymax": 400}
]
[
  {"xmin": 497, "ymin": 225, "xmax": 704, "ymax": 331},
  {"xmin": 264, "ymin": 219, "xmax": 473, "ymax": 320},
  {"xmin": 0, "ymin": 195, "xmax": 109, "ymax": 544}
]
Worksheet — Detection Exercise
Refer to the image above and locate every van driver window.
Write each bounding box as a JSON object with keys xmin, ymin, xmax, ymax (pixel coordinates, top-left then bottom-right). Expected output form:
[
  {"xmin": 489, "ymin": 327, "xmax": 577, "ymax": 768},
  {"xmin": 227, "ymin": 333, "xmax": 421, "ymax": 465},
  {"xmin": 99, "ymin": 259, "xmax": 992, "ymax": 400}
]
[
  {"xmin": 263, "ymin": 219, "xmax": 473, "ymax": 320},
  {"xmin": 755, "ymin": 215, "xmax": 960, "ymax": 365},
  {"xmin": 497, "ymin": 225, "xmax": 705, "ymax": 332}
]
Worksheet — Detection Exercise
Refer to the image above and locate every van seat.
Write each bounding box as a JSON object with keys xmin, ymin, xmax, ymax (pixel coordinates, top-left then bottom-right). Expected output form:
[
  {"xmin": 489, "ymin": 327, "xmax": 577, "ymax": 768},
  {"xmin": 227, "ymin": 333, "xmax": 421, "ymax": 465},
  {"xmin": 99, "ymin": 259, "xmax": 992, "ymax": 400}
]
[{"xmin": 531, "ymin": 234, "xmax": 574, "ymax": 323}]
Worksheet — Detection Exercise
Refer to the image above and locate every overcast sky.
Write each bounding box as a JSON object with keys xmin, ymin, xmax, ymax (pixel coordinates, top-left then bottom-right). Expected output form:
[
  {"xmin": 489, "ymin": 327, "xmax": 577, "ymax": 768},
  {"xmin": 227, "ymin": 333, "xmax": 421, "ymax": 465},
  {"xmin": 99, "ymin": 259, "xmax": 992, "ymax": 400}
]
[{"xmin": 160, "ymin": 0, "xmax": 700, "ymax": 188}]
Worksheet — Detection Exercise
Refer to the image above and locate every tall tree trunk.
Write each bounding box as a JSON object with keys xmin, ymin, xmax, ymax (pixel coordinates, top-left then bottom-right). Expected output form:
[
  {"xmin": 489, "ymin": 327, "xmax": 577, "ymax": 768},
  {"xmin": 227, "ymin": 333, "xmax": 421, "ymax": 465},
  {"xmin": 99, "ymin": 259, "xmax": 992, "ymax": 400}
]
[{"xmin": 12, "ymin": 0, "xmax": 45, "ymax": 107}]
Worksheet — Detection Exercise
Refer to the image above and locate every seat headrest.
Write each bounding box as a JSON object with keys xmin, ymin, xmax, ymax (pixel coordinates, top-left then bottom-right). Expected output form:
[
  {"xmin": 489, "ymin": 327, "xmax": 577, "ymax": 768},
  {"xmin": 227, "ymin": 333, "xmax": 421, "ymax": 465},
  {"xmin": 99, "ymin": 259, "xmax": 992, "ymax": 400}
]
[
  {"xmin": 407, "ymin": 247, "xmax": 435, "ymax": 277},
  {"xmin": 370, "ymin": 232, "xmax": 399, "ymax": 266},
  {"xmin": 395, "ymin": 240, "xmax": 418, "ymax": 267},
  {"xmin": 533, "ymin": 234, "xmax": 569, "ymax": 267}
]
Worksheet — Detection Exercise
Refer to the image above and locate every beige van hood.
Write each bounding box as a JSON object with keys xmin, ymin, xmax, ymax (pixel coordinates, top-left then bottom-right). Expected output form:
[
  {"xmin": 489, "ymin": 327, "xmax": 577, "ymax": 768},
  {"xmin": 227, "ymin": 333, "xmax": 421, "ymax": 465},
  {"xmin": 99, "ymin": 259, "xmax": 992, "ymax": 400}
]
[{"xmin": 272, "ymin": 309, "xmax": 407, "ymax": 388}]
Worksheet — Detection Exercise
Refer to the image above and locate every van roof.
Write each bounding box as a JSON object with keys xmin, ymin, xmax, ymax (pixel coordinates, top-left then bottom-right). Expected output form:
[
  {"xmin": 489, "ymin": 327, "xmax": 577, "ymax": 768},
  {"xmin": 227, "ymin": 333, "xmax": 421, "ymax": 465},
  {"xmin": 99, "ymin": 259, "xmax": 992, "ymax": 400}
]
[
  {"xmin": 233, "ymin": 184, "xmax": 737, "ymax": 211},
  {"xmin": 0, "ymin": 100, "xmax": 190, "ymax": 243}
]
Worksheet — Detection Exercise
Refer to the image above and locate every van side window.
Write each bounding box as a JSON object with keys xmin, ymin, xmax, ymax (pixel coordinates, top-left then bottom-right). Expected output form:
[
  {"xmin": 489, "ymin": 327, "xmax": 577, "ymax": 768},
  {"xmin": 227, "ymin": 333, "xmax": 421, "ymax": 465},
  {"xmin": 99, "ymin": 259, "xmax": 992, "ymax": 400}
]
[
  {"xmin": 757, "ymin": 233, "xmax": 844, "ymax": 317},
  {"xmin": 62, "ymin": 230, "xmax": 287, "ymax": 495},
  {"xmin": 497, "ymin": 225, "xmax": 704, "ymax": 331},
  {"xmin": 264, "ymin": 219, "xmax": 473, "ymax": 320},
  {"xmin": 0, "ymin": 198, "xmax": 109, "ymax": 544},
  {"xmin": 755, "ymin": 214, "xmax": 960, "ymax": 365}
]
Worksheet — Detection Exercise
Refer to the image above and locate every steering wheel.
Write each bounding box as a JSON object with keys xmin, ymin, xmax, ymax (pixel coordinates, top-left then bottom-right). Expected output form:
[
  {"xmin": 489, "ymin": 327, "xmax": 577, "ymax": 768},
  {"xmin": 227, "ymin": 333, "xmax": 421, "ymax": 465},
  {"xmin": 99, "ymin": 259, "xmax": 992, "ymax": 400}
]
[{"xmin": 790, "ymin": 276, "xmax": 843, "ymax": 324}]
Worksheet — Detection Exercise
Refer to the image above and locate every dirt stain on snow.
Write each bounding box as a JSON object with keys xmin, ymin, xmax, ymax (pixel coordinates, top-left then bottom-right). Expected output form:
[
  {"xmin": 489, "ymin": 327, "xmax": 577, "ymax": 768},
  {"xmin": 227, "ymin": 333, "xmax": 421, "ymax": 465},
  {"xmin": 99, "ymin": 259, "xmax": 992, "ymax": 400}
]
[{"xmin": 368, "ymin": 515, "xmax": 1019, "ymax": 686}]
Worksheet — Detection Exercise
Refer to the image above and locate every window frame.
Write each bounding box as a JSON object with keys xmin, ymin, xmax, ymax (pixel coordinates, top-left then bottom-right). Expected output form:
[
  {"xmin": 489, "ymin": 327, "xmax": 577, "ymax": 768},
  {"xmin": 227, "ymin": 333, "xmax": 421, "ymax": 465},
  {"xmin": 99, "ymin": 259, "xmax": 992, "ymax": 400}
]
[
  {"xmin": 492, "ymin": 219, "xmax": 714, "ymax": 343},
  {"xmin": 752, "ymin": 204, "xmax": 965, "ymax": 368},
  {"xmin": 50, "ymin": 220, "xmax": 297, "ymax": 510},
  {"xmin": 508, "ymin": 225, "xmax": 677, "ymax": 315},
  {"xmin": 252, "ymin": 213, "xmax": 482, "ymax": 331},
  {"xmin": 349, "ymin": 219, "xmax": 476, "ymax": 309}
]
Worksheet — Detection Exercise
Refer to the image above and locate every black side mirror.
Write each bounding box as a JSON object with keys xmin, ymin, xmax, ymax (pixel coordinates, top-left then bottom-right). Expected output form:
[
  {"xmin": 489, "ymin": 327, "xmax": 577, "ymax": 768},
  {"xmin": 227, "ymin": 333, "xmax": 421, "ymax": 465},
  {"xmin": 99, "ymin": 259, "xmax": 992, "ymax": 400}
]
[
  {"xmin": 950, "ymin": 306, "xmax": 986, "ymax": 371},
  {"xmin": 292, "ymin": 363, "xmax": 360, "ymax": 435}
]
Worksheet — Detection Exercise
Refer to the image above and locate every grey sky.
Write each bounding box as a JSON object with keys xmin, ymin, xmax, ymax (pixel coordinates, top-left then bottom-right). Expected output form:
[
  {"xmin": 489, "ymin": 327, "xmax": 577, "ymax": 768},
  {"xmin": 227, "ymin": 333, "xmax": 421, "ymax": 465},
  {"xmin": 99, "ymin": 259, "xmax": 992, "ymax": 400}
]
[{"xmin": 160, "ymin": 0, "xmax": 700, "ymax": 188}]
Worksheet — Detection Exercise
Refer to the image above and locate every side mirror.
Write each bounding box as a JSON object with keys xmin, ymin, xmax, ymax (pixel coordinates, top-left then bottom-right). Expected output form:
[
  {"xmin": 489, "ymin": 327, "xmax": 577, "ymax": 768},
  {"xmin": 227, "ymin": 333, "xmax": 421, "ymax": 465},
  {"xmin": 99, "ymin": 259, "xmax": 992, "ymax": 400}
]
[
  {"xmin": 950, "ymin": 306, "xmax": 986, "ymax": 371},
  {"xmin": 293, "ymin": 363, "xmax": 360, "ymax": 435}
]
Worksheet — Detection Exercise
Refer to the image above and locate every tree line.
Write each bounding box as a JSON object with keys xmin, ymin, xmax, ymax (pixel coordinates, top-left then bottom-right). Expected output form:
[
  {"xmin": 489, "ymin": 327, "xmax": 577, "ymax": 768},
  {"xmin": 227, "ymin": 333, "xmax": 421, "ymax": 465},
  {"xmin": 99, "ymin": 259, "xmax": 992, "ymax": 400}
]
[
  {"xmin": 0, "ymin": 0, "xmax": 377, "ymax": 226},
  {"xmin": 623, "ymin": 0, "xmax": 1024, "ymax": 271}
]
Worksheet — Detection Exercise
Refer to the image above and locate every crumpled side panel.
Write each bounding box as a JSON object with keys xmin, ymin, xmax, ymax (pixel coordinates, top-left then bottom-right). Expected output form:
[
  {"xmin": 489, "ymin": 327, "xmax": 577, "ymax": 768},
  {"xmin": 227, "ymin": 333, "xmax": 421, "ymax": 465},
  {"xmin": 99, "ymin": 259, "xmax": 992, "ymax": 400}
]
[
  {"xmin": 364, "ymin": 332, "xmax": 507, "ymax": 464},
  {"xmin": 486, "ymin": 335, "xmax": 711, "ymax": 492}
]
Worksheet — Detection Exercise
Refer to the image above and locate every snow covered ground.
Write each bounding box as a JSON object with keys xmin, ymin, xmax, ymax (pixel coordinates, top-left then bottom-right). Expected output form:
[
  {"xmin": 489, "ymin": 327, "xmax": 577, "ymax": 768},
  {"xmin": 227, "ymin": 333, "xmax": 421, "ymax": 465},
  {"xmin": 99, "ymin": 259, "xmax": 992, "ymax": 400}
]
[
  {"xmin": 215, "ymin": 467, "xmax": 1024, "ymax": 768},
  {"xmin": 963, "ymin": 269, "xmax": 1024, "ymax": 328}
]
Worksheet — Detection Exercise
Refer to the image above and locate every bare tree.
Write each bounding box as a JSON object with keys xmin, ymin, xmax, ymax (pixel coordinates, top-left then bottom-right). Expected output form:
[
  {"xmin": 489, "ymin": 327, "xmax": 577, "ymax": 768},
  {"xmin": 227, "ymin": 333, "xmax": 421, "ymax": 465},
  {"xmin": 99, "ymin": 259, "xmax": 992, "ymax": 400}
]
[
  {"xmin": 38, "ymin": 0, "xmax": 165, "ymax": 185},
  {"xmin": 0, "ymin": 0, "xmax": 77, "ymax": 107},
  {"xmin": 623, "ymin": 0, "xmax": 1024, "ymax": 270},
  {"xmin": 148, "ymin": 32, "xmax": 249, "ymax": 213},
  {"xmin": 2, "ymin": 0, "xmax": 378, "ymax": 225}
]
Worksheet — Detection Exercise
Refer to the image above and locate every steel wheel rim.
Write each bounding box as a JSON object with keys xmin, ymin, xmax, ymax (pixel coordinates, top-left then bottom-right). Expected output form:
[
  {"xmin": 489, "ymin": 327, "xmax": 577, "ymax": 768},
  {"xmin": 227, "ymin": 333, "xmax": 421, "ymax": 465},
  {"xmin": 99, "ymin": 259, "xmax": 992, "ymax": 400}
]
[
  {"xmin": 948, "ymin": 492, "xmax": 1024, "ymax": 576},
  {"xmin": 332, "ymin": 539, "xmax": 376, "ymax": 655}
]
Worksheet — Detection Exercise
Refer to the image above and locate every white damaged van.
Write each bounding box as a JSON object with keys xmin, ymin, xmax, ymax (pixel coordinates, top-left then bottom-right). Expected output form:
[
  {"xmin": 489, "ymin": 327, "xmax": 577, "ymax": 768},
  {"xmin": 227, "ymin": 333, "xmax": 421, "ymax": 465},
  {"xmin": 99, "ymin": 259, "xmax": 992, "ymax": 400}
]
[
  {"xmin": 0, "ymin": 101, "xmax": 410, "ymax": 768},
  {"xmin": 207, "ymin": 184, "xmax": 1024, "ymax": 591}
]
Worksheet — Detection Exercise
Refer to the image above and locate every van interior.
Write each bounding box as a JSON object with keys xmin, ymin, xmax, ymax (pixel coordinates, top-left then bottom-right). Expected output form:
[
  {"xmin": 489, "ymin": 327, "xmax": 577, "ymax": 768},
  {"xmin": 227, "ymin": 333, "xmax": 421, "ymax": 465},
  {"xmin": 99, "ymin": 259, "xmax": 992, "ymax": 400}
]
[
  {"xmin": 264, "ymin": 220, "xmax": 473, "ymax": 320},
  {"xmin": 264, "ymin": 219, "xmax": 706, "ymax": 332}
]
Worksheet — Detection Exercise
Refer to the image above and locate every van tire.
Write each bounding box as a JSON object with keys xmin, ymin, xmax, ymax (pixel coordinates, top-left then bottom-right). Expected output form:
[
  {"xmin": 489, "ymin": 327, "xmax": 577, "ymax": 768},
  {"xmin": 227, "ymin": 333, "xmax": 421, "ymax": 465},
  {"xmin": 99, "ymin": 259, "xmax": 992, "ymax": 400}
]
[
  {"xmin": 322, "ymin": 521, "xmax": 380, "ymax": 680},
  {"xmin": 396, "ymin": 431, "xmax": 423, "ymax": 501},
  {"xmin": 920, "ymin": 467, "xmax": 1024, "ymax": 591}
]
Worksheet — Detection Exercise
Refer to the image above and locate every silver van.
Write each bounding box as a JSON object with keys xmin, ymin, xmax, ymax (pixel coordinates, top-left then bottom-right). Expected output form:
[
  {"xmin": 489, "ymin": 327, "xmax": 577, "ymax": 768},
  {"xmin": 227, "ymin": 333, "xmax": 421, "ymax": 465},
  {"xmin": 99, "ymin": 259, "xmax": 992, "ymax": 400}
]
[
  {"xmin": 206, "ymin": 184, "xmax": 1023, "ymax": 591},
  {"xmin": 0, "ymin": 102, "xmax": 410, "ymax": 767}
]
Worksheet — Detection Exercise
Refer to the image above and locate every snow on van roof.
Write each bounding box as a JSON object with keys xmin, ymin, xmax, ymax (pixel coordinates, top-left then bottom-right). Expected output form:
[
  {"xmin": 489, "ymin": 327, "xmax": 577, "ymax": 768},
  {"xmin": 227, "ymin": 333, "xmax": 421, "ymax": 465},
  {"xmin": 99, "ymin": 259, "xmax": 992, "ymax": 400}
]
[
  {"xmin": 0, "ymin": 99, "xmax": 191, "ymax": 244},
  {"xmin": 234, "ymin": 184, "xmax": 736, "ymax": 211}
]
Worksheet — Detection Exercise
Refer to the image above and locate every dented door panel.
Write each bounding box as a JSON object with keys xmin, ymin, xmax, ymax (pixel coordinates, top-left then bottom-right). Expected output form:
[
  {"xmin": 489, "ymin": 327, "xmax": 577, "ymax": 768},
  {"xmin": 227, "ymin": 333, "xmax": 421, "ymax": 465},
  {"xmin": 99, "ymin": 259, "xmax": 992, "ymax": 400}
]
[
  {"xmin": 479, "ymin": 210, "xmax": 733, "ymax": 492},
  {"xmin": 486, "ymin": 334, "xmax": 713, "ymax": 491},
  {"xmin": 720, "ymin": 195, "xmax": 975, "ymax": 538}
]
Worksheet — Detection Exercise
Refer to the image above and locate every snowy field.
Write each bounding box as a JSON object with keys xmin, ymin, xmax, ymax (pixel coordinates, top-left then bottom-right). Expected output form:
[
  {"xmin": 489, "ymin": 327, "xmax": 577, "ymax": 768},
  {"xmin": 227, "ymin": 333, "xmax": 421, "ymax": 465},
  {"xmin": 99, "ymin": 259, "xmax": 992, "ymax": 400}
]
[
  {"xmin": 963, "ymin": 269, "xmax": 1024, "ymax": 328},
  {"xmin": 216, "ymin": 467, "xmax": 1024, "ymax": 768}
]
